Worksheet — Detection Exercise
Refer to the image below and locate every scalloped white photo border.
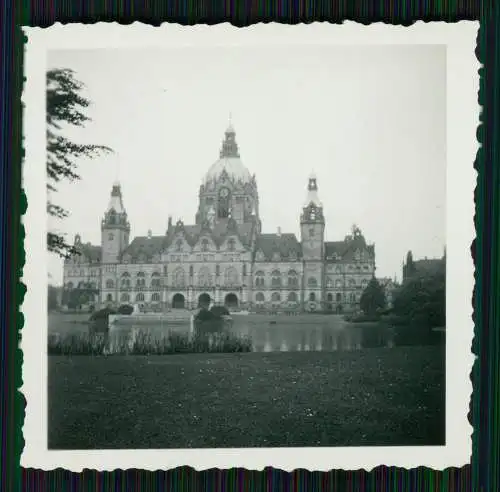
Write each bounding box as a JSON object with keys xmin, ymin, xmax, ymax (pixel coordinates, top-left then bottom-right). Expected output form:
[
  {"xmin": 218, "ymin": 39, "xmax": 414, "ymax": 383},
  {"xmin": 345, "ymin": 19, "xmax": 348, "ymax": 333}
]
[{"xmin": 21, "ymin": 21, "xmax": 477, "ymax": 471}]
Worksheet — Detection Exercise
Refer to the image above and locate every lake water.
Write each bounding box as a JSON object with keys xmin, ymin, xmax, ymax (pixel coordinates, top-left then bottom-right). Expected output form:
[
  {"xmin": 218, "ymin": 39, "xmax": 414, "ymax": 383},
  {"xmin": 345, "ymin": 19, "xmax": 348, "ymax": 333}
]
[{"xmin": 106, "ymin": 313, "xmax": 444, "ymax": 352}]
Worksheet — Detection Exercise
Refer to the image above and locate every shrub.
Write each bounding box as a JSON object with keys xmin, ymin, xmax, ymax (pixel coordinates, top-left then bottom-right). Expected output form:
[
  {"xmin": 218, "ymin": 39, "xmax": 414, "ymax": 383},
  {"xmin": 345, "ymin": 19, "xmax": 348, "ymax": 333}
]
[
  {"xmin": 195, "ymin": 308, "xmax": 217, "ymax": 321},
  {"xmin": 117, "ymin": 304, "xmax": 134, "ymax": 315},
  {"xmin": 210, "ymin": 305, "xmax": 230, "ymax": 317},
  {"xmin": 88, "ymin": 307, "xmax": 117, "ymax": 334}
]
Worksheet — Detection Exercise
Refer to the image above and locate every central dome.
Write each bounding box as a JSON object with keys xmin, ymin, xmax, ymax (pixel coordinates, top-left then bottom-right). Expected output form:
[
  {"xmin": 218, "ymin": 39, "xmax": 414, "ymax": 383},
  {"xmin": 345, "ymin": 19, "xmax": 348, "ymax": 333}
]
[{"xmin": 203, "ymin": 125, "xmax": 252, "ymax": 185}]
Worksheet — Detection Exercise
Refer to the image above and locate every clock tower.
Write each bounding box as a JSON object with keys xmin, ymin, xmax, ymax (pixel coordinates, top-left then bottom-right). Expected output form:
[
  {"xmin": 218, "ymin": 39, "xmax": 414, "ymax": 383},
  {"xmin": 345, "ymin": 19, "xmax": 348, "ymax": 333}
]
[
  {"xmin": 196, "ymin": 122, "xmax": 260, "ymax": 227},
  {"xmin": 300, "ymin": 172, "xmax": 325, "ymax": 310},
  {"xmin": 300, "ymin": 172, "xmax": 325, "ymax": 260}
]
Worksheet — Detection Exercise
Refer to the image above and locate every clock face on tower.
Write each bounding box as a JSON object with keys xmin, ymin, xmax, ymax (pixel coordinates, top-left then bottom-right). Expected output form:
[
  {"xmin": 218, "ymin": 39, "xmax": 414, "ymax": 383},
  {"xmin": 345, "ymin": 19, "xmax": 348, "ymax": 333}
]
[{"xmin": 219, "ymin": 187, "xmax": 230, "ymax": 198}]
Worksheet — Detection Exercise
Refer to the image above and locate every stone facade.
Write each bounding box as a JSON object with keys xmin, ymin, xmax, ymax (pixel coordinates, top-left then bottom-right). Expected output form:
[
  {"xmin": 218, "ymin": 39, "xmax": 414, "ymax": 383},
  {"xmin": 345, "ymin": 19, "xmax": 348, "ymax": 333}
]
[{"xmin": 63, "ymin": 124, "xmax": 377, "ymax": 313}]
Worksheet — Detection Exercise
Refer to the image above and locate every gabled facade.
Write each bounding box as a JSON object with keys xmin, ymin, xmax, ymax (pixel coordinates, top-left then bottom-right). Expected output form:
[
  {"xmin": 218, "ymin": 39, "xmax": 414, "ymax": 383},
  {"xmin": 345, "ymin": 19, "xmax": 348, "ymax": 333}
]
[{"xmin": 62, "ymin": 124, "xmax": 376, "ymax": 313}]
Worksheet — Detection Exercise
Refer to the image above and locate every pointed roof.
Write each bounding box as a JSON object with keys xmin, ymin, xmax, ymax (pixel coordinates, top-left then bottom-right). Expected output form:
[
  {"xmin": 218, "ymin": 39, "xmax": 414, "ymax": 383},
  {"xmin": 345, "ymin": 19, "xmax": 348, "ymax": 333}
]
[
  {"xmin": 303, "ymin": 171, "xmax": 322, "ymax": 208},
  {"xmin": 107, "ymin": 181, "xmax": 126, "ymax": 214}
]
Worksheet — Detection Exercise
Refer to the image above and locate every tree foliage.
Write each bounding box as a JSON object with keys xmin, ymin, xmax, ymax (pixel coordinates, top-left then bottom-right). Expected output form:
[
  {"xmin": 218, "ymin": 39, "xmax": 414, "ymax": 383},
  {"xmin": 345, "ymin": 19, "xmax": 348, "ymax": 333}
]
[
  {"xmin": 62, "ymin": 282, "xmax": 99, "ymax": 310},
  {"xmin": 47, "ymin": 68, "xmax": 112, "ymax": 258},
  {"xmin": 360, "ymin": 277, "xmax": 386, "ymax": 316},
  {"xmin": 392, "ymin": 271, "xmax": 446, "ymax": 328},
  {"xmin": 47, "ymin": 285, "xmax": 60, "ymax": 311}
]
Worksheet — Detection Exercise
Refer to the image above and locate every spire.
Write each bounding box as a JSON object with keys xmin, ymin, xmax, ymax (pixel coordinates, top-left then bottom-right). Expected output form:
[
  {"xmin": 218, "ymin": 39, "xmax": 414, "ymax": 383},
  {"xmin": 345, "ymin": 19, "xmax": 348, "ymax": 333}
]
[
  {"xmin": 220, "ymin": 119, "xmax": 239, "ymax": 158},
  {"xmin": 108, "ymin": 181, "xmax": 126, "ymax": 214},
  {"xmin": 303, "ymin": 171, "xmax": 323, "ymax": 208}
]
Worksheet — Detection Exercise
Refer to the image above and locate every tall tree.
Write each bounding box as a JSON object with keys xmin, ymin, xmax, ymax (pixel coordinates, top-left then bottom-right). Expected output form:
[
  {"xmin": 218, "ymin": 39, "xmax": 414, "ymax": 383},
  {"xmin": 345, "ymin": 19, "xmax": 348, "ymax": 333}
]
[
  {"xmin": 392, "ymin": 271, "xmax": 446, "ymax": 327},
  {"xmin": 47, "ymin": 68, "xmax": 112, "ymax": 258},
  {"xmin": 360, "ymin": 277, "xmax": 386, "ymax": 316}
]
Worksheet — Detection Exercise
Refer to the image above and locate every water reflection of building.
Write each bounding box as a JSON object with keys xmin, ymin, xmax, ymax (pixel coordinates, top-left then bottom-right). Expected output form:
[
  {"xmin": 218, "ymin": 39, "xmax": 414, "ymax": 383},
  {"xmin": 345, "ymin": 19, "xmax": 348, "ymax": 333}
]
[{"xmin": 63, "ymin": 123, "xmax": 376, "ymax": 313}]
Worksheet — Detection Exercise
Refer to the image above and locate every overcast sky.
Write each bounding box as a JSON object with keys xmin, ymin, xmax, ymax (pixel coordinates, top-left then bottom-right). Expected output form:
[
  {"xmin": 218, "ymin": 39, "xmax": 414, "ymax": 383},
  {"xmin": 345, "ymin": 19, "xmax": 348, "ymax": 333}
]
[{"xmin": 47, "ymin": 45, "xmax": 446, "ymax": 285}]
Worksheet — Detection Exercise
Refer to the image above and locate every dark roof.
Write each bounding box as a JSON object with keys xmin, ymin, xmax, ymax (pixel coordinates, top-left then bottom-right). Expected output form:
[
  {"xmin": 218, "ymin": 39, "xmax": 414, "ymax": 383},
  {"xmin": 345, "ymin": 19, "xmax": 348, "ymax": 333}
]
[
  {"xmin": 255, "ymin": 233, "xmax": 302, "ymax": 260},
  {"xmin": 121, "ymin": 236, "xmax": 166, "ymax": 261},
  {"xmin": 76, "ymin": 243, "xmax": 102, "ymax": 263},
  {"xmin": 165, "ymin": 218, "xmax": 255, "ymax": 248},
  {"xmin": 122, "ymin": 219, "xmax": 257, "ymax": 261},
  {"xmin": 324, "ymin": 234, "xmax": 375, "ymax": 262}
]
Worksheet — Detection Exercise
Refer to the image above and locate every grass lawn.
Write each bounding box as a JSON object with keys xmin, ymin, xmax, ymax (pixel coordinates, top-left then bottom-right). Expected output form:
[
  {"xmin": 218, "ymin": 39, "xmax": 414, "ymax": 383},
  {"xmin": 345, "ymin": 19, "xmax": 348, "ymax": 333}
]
[{"xmin": 48, "ymin": 345, "xmax": 445, "ymax": 449}]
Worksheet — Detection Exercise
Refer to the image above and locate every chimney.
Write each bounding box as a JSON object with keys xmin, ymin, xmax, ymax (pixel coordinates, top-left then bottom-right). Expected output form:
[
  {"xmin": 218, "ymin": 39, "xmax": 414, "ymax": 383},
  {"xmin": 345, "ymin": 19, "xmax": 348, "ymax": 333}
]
[
  {"xmin": 277, "ymin": 227, "xmax": 281, "ymax": 237},
  {"xmin": 147, "ymin": 229, "xmax": 152, "ymax": 239}
]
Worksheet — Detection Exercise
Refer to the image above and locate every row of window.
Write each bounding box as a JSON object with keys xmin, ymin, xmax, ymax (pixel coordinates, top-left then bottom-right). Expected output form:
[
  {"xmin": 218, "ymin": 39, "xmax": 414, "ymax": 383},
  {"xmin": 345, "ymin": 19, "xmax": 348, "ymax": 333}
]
[
  {"xmin": 66, "ymin": 261, "xmax": 373, "ymax": 278},
  {"xmin": 66, "ymin": 269, "xmax": 99, "ymax": 277},
  {"xmin": 174, "ymin": 237, "xmax": 238, "ymax": 253},
  {"xmin": 254, "ymin": 292, "xmax": 358, "ymax": 304},
  {"xmin": 68, "ymin": 276, "xmax": 369, "ymax": 291},
  {"xmin": 104, "ymin": 291, "xmax": 359, "ymax": 305}
]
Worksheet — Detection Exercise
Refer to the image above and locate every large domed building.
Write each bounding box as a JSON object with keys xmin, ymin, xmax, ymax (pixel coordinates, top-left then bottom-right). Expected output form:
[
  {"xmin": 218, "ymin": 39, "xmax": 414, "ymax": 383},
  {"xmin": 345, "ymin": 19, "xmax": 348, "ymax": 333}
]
[{"xmin": 63, "ymin": 124, "xmax": 376, "ymax": 313}]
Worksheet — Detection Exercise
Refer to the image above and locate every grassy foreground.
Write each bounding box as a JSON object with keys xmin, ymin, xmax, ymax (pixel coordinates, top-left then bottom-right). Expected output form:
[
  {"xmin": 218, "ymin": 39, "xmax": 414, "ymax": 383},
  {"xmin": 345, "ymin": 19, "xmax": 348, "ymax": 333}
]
[{"xmin": 48, "ymin": 346, "xmax": 445, "ymax": 449}]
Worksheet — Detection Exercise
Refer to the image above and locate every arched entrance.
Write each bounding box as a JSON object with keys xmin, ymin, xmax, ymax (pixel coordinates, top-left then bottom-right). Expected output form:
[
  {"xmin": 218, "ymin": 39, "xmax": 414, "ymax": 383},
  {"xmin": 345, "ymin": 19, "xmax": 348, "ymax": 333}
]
[
  {"xmin": 172, "ymin": 293, "xmax": 185, "ymax": 309},
  {"xmin": 224, "ymin": 293, "xmax": 238, "ymax": 309},
  {"xmin": 198, "ymin": 293, "xmax": 211, "ymax": 309},
  {"xmin": 336, "ymin": 304, "xmax": 344, "ymax": 314}
]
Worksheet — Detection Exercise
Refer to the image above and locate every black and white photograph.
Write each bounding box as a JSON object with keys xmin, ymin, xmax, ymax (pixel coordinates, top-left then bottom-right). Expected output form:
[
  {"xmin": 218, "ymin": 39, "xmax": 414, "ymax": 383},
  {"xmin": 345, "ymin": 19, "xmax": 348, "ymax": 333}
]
[{"xmin": 22, "ymin": 23, "xmax": 476, "ymax": 470}]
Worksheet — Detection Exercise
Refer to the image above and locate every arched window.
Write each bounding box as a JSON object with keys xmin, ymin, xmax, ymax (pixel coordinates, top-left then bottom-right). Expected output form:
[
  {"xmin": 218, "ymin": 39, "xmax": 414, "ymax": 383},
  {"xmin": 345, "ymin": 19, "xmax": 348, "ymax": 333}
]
[
  {"xmin": 243, "ymin": 263, "xmax": 247, "ymax": 277},
  {"xmin": 307, "ymin": 277, "xmax": 318, "ymax": 288},
  {"xmin": 120, "ymin": 293, "xmax": 130, "ymax": 302},
  {"xmin": 326, "ymin": 277, "xmax": 333, "ymax": 288},
  {"xmin": 136, "ymin": 272, "xmax": 146, "ymax": 288},
  {"xmin": 224, "ymin": 267, "xmax": 239, "ymax": 286},
  {"xmin": 151, "ymin": 272, "xmax": 161, "ymax": 288},
  {"xmin": 327, "ymin": 293, "xmax": 333, "ymax": 302},
  {"xmin": 173, "ymin": 268, "xmax": 185, "ymax": 287},
  {"xmin": 151, "ymin": 292, "xmax": 161, "ymax": 302},
  {"xmin": 175, "ymin": 239, "xmax": 183, "ymax": 252},
  {"xmin": 136, "ymin": 293, "xmax": 145, "ymax": 302},
  {"xmin": 198, "ymin": 267, "xmax": 212, "ymax": 287},
  {"xmin": 287, "ymin": 270, "xmax": 298, "ymax": 288},
  {"xmin": 271, "ymin": 270, "xmax": 281, "ymax": 287},
  {"xmin": 106, "ymin": 293, "xmax": 113, "ymax": 302},
  {"xmin": 271, "ymin": 292, "xmax": 281, "ymax": 305},
  {"xmin": 121, "ymin": 272, "xmax": 131, "ymax": 288},
  {"xmin": 255, "ymin": 292, "xmax": 265, "ymax": 304},
  {"xmin": 66, "ymin": 282, "xmax": 74, "ymax": 290},
  {"xmin": 215, "ymin": 264, "xmax": 220, "ymax": 276},
  {"xmin": 361, "ymin": 279, "xmax": 368, "ymax": 289},
  {"xmin": 309, "ymin": 292, "xmax": 316, "ymax": 302},
  {"xmin": 189, "ymin": 265, "xmax": 194, "ymax": 277},
  {"xmin": 348, "ymin": 278, "xmax": 356, "ymax": 287},
  {"xmin": 336, "ymin": 293, "xmax": 342, "ymax": 302},
  {"xmin": 227, "ymin": 238, "xmax": 236, "ymax": 252},
  {"xmin": 106, "ymin": 279, "xmax": 114, "ymax": 289},
  {"xmin": 255, "ymin": 271, "xmax": 265, "ymax": 287},
  {"xmin": 349, "ymin": 293, "xmax": 356, "ymax": 303},
  {"xmin": 287, "ymin": 291, "xmax": 298, "ymax": 303},
  {"xmin": 335, "ymin": 279, "xmax": 342, "ymax": 288},
  {"xmin": 201, "ymin": 238, "xmax": 209, "ymax": 252}
]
